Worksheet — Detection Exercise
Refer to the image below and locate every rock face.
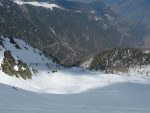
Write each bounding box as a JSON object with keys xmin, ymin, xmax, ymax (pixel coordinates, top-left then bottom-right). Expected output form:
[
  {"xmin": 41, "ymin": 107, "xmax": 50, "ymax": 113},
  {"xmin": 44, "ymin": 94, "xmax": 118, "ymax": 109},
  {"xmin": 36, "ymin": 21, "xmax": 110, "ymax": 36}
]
[
  {"xmin": 100, "ymin": 0, "xmax": 150, "ymax": 49},
  {"xmin": 0, "ymin": 0, "xmax": 145, "ymax": 66},
  {"xmin": 100, "ymin": 0, "xmax": 150, "ymax": 26},
  {"xmin": 89, "ymin": 48, "xmax": 150, "ymax": 72},
  {"xmin": 1, "ymin": 50, "xmax": 32, "ymax": 79}
]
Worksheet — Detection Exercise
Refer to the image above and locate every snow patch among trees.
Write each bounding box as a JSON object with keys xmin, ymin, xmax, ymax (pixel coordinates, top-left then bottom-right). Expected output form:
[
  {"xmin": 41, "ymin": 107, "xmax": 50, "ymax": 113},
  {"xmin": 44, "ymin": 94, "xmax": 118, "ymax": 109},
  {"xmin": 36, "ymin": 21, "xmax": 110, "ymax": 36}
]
[{"xmin": 14, "ymin": 65, "xmax": 19, "ymax": 71}]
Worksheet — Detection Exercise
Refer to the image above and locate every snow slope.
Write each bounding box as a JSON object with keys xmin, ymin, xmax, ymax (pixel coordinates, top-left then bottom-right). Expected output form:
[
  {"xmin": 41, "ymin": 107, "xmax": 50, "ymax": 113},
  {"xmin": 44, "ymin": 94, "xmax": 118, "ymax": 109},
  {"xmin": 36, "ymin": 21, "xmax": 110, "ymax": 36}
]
[
  {"xmin": 0, "ymin": 36, "xmax": 150, "ymax": 94},
  {"xmin": 1, "ymin": 83, "xmax": 150, "ymax": 113},
  {"xmin": 13, "ymin": 0, "xmax": 63, "ymax": 10},
  {"xmin": 81, "ymin": 57, "xmax": 93, "ymax": 68}
]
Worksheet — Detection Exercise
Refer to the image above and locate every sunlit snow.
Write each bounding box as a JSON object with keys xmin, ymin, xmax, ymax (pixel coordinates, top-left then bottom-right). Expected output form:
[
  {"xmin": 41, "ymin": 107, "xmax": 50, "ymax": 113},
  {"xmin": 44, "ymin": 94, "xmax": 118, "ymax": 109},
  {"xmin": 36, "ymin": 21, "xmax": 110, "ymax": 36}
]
[
  {"xmin": 0, "ymin": 36, "xmax": 150, "ymax": 94},
  {"xmin": 13, "ymin": 0, "xmax": 62, "ymax": 10}
]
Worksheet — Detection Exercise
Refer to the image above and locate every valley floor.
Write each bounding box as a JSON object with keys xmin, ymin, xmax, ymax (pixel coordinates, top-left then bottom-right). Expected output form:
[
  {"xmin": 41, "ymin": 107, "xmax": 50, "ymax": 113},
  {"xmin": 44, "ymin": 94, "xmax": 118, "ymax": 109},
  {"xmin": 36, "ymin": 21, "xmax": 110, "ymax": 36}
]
[{"xmin": 0, "ymin": 82, "xmax": 150, "ymax": 113}]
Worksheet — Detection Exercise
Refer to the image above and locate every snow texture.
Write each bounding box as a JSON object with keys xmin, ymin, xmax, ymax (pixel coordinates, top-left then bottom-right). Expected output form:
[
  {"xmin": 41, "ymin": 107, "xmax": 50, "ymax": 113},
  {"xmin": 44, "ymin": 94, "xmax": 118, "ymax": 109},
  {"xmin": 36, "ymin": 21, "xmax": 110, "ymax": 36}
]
[
  {"xmin": 14, "ymin": 65, "xmax": 19, "ymax": 71},
  {"xmin": 0, "ymin": 36, "xmax": 150, "ymax": 94},
  {"xmin": 13, "ymin": 0, "xmax": 62, "ymax": 10},
  {"xmin": 81, "ymin": 57, "xmax": 93, "ymax": 68},
  {"xmin": 0, "ymin": 36, "xmax": 150, "ymax": 113},
  {"xmin": 0, "ymin": 83, "xmax": 150, "ymax": 113}
]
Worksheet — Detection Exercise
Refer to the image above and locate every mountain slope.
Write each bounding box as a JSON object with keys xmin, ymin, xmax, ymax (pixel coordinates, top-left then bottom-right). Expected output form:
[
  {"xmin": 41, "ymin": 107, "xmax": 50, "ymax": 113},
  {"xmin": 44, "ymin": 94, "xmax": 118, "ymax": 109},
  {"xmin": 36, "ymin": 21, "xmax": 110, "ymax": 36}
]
[
  {"xmin": 0, "ymin": 36, "xmax": 61, "ymax": 77},
  {"xmin": 100, "ymin": 0, "xmax": 150, "ymax": 25},
  {"xmin": 0, "ymin": 36, "xmax": 150, "ymax": 94},
  {"xmin": 0, "ymin": 0, "xmax": 145, "ymax": 65},
  {"xmin": 99, "ymin": 0, "xmax": 150, "ymax": 48},
  {"xmin": 81, "ymin": 48, "xmax": 150, "ymax": 73}
]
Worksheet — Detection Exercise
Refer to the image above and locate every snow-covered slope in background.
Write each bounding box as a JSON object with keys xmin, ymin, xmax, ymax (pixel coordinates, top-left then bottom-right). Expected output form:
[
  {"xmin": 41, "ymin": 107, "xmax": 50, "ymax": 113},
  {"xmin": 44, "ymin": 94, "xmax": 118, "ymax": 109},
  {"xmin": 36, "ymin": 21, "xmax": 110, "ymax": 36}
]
[
  {"xmin": 0, "ymin": 36, "xmax": 150, "ymax": 94},
  {"xmin": 0, "ymin": 36, "xmax": 59, "ymax": 70},
  {"xmin": 13, "ymin": 0, "xmax": 63, "ymax": 10},
  {"xmin": 81, "ymin": 57, "xmax": 93, "ymax": 68}
]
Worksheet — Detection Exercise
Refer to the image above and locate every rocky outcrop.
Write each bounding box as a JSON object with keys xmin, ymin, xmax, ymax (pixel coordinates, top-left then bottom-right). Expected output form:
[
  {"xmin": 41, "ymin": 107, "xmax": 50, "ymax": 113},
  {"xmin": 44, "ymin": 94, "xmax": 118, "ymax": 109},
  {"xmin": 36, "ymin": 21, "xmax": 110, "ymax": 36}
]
[{"xmin": 1, "ymin": 50, "xmax": 32, "ymax": 79}]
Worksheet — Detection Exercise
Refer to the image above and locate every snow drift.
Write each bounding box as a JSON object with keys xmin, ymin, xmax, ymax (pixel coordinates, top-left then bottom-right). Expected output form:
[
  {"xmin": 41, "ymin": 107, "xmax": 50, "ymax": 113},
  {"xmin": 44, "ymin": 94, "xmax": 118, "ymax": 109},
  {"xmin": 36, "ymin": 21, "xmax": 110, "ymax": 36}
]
[
  {"xmin": 1, "ymin": 83, "xmax": 150, "ymax": 113},
  {"xmin": 1, "ymin": 70, "xmax": 150, "ymax": 94}
]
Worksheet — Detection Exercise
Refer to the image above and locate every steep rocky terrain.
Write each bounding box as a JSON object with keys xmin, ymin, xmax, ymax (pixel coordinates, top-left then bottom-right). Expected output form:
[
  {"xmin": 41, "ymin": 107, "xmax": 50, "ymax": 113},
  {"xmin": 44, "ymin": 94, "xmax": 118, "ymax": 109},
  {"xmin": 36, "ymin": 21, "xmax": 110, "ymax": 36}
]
[
  {"xmin": 0, "ymin": 35, "xmax": 63, "ymax": 80},
  {"xmin": 100, "ymin": 0, "xmax": 150, "ymax": 25},
  {"xmin": 0, "ymin": 0, "xmax": 145, "ymax": 66},
  {"xmin": 99, "ymin": 0, "xmax": 150, "ymax": 49}
]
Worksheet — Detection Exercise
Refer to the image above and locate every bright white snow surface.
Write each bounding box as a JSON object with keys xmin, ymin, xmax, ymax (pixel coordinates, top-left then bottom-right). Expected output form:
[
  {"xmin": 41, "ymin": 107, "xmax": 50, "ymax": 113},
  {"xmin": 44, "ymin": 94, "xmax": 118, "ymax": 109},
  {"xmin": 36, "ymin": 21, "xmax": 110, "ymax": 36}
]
[
  {"xmin": 14, "ymin": 65, "xmax": 19, "ymax": 71},
  {"xmin": 0, "ymin": 36, "xmax": 150, "ymax": 94},
  {"xmin": 13, "ymin": 0, "xmax": 62, "ymax": 10},
  {"xmin": 1, "ymin": 70, "xmax": 150, "ymax": 94},
  {"xmin": 1, "ymin": 83, "xmax": 150, "ymax": 113}
]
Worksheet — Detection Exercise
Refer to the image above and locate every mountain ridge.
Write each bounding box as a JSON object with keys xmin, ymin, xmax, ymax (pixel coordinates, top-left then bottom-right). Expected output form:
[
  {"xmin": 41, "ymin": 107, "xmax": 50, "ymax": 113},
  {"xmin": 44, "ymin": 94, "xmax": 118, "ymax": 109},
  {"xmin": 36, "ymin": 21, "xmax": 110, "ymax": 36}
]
[{"xmin": 0, "ymin": 0, "xmax": 145, "ymax": 65}]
